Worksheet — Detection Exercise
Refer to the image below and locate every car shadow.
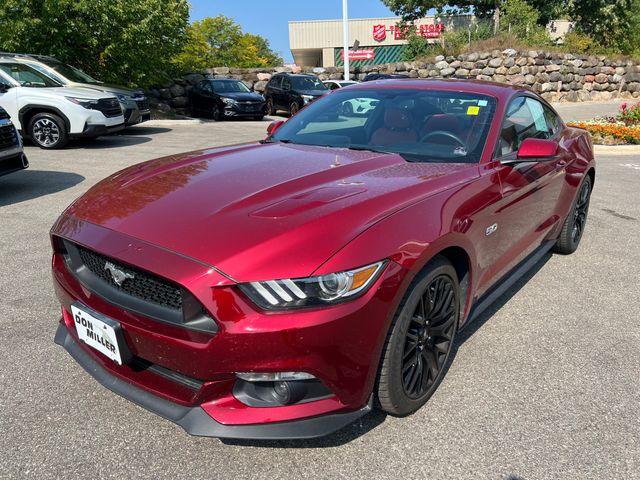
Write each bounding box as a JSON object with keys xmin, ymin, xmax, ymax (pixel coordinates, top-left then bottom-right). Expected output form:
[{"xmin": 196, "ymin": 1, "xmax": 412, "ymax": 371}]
[
  {"xmin": 65, "ymin": 135, "xmax": 153, "ymax": 150},
  {"xmin": 120, "ymin": 126, "xmax": 173, "ymax": 136},
  {"xmin": 221, "ymin": 252, "xmax": 553, "ymax": 449},
  {"xmin": 0, "ymin": 169, "xmax": 85, "ymax": 207}
]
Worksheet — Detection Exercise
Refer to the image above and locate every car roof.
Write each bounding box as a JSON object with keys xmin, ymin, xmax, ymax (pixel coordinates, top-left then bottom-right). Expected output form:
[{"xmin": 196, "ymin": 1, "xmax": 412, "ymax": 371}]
[{"xmin": 348, "ymin": 78, "xmax": 530, "ymax": 100}]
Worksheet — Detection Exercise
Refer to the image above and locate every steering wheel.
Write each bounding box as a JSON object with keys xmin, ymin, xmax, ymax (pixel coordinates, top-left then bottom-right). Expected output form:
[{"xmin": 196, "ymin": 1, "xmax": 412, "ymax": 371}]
[{"xmin": 420, "ymin": 130, "xmax": 466, "ymax": 148}]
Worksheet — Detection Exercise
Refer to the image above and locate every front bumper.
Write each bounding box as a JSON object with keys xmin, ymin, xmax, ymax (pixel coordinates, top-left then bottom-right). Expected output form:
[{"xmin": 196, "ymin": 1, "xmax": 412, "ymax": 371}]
[
  {"xmin": 124, "ymin": 108, "xmax": 151, "ymax": 126},
  {"xmin": 0, "ymin": 152, "xmax": 28, "ymax": 177},
  {"xmin": 51, "ymin": 218, "xmax": 408, "ymax": 438},
  {"xmin": 69, "ymin": 122, "xmax": 125, "ymax": 139},
  {"xmin": 223, "ymin": 103, "xmax": 266, "ymax": 117},
  {"xmin": 55, "ymin": 322, "xmax": 371, "ymax": 439}
]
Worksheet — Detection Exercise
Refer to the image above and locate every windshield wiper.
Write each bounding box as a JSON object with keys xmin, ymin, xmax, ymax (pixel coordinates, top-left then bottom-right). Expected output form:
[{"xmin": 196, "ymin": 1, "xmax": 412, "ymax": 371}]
[
  {"xmin": 260, "ymin": 138, "xmax": 292, "ymax": 144},
  {"xmin": 345, "ymin": 145, "xmax": 393, "ymax": 154}
]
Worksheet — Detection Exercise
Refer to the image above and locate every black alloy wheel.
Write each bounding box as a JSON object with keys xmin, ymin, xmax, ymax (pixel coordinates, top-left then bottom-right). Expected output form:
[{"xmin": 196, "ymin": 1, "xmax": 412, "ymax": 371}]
[
  {"xmin": 212, "ymin": 104, "xmax": 222, "ymax": 121},
  {"xmin": 290, "ymin": 101, "xmax": 300, "ymax": 116},
  {"xmin": 376, "ymin": 256, "xmax": 459, "ymax": 416},
  {"xmin": 553, "ymin": 174, "xmax": 592, "ymax": 254}
]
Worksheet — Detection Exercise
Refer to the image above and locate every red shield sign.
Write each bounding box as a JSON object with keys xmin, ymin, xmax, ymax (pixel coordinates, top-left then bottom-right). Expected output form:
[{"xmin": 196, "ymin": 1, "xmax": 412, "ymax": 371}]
[{"xmin": 373, "ymin": 24, "xmax": 386, "ymax": 41}]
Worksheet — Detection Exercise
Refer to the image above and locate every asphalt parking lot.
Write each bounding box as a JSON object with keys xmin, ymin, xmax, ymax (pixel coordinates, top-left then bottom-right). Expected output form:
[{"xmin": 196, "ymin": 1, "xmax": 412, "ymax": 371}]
[{"xmin": 1, "ymin": 103, "xmax": 639, "ymax": 479}]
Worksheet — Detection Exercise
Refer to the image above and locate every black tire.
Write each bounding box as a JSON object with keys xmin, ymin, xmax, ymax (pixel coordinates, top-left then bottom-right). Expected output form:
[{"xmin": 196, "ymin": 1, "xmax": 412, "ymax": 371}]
[
  {"xmin": 265, "ymin": 98, "xmax": 275, "ymax": 116},
  {"xmin": 290, "ymin": 101, "xmax": 300, "ymax": 116},
  {"xmin": 28, "ymin": 112, "xmax": 68, "ymax": 149},
  {"xmin": 553, "ymin": 174, "xmax": 592, "ymax": 255},
  {"xmin": 212, "ymin": 104, "xmax": 223, "ymax": 121},
  {"xmin": 376, "ymin": 256, "xmax": 459, "ymax": 416}
]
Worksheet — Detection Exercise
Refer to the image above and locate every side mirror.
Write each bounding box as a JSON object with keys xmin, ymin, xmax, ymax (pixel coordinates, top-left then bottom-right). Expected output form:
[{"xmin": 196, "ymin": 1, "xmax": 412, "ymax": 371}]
[
  {"xmin": 516, "ymin": 138, "xmax": 558, "ymax": 160},
  {"xmin": 267, "ymin": 120, "xmax": 284, "ymax": 136},
  {"xmin": 0, "ymin": 83, "xmax": 9, "ymax": 93}
]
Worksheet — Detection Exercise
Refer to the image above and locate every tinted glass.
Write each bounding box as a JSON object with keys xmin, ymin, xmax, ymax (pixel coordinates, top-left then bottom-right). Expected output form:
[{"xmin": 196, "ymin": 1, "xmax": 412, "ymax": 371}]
[
  {"xmin": 38, "ymin": 59, "xmax": 101, "ymax": 84},
  {"xmin": 211, "ymin": 80, "xmax": 250, "ymax": 93},
  {"xmin": 272, "ymin": 88, "xmax": 497, "ymax": 164},
  {"xmin": 498, "ymin": 97, "xmax": 554, "ymax": 157},
  {"xmin": 0, "ymin": 63, "xmax": 61, "ymax": 87},
  {"xmin": 291, "ymin": 76, "xmax": 327, "ymax": 91},
  {"xmin": 268, "ymin": 76, "xmax": 282, "ymax": 89}
]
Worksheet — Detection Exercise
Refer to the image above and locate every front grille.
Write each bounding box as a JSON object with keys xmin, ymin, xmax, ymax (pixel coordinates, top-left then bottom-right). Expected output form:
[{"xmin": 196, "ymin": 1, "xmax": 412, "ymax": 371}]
[
  {"xmin": 0, "ymin": 124, "xmax": 17, "ymax": 150},
  {"xmin": 0, "ymin": 109, "xmax": 9, "ymax": 120},
  {"xmin": 95, "ymin": 98, "xmax": 123, "ymax": 118},
  {"xmin": 77, "ymin": 246, "xmax": 183, "ymax": 311},
  {"xmin": 135, "ymin": 98, "xmax": 150, "ymax": 111}
]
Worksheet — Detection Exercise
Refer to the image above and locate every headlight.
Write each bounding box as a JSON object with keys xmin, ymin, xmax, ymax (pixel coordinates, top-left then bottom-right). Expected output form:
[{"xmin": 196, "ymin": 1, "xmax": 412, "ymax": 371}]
[
  {"xmin": 115, "ymin": 94, "xmax": 133, "ymax": 103},
  {"xmin": 302, "ymin": 95, "xmax": 315, "ymax": 104},
  {"xmin": 238, "ymin": 261, "xmax": 387, "ymax": 310},
  {"xmin": 221, "ymin": 97, "xmax": 237, "ymax": 106},
  {"xmin": 65, "ymin": 97, "xmax": 99, "ymax": 109}
]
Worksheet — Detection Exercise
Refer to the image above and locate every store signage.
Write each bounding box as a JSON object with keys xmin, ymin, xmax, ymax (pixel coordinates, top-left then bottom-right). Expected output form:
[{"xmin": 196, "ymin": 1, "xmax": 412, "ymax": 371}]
[
  {"xmin": 373, "ymin": 23, "xmax": 445, "ymax": 41},
  {"xmin": 342, "ymin": 48, "xmax": 375, "ymax": 61}
]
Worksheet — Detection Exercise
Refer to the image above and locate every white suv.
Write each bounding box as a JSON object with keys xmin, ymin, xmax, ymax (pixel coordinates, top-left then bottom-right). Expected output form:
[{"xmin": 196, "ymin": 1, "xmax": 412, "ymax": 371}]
[{"xmin": 0, "ymin": 59, "xmax": 125, "ymax": 149}]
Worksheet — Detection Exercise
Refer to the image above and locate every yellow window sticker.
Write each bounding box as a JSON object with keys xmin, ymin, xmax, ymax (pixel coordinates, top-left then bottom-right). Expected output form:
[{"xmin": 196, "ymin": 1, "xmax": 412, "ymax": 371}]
[{"xmin": 467, "ymin": 106, "xmax": 480, "ymax": 116}]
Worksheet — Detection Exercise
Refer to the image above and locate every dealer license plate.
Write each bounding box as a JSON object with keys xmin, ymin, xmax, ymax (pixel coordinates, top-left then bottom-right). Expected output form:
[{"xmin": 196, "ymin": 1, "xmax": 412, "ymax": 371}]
[{"xmin": 71, "ymin": 304, "xmax": 124, "ymax": 365}]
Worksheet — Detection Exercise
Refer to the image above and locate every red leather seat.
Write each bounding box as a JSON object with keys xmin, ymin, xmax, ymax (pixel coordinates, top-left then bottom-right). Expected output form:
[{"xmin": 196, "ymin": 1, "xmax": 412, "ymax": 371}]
[{"xmin": 371, "ymin": 107, "xmax": 417, "ymax": 146}]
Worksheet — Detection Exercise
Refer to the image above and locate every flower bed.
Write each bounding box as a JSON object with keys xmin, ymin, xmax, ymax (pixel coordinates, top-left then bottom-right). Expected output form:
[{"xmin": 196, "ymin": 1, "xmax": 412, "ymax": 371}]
[{"xmin": 567, "ymin": 102, "xmax": 640, "ymax": 145}]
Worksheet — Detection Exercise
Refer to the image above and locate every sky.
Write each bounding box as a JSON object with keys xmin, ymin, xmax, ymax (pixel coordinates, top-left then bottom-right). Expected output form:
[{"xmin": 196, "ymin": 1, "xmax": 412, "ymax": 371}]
[{"xmin": 189, "ymin": 0, "xmax": 398, "ymax": 64}]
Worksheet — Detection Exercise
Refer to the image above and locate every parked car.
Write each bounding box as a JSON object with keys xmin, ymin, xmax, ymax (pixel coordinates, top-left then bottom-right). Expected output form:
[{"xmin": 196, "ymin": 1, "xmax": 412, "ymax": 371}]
[
  {"xmin": 0, "ymin": 53, "xmax": 150, "ymax": 126},
  {"xmin": 362, "ymin": 73, "xmax": 409, "ymax": 82},
  {"xmin": 51, "ymin": 79, "xmax": 595, "ymax": 440},
  {"xmin": 264, "ymin": 73, "xmax": 328, "ymax": 116},
  {"xmin": 189, "ymin": 78, "xmax": 265, "ymax": 121},
  {"xmin": 323, "ymin": 80, "xmax": 358, "ymax": 90},
  {"xmin": 0, "ymin": 105, "xmax": 28, "ymax": 177},
  {"xmin": 0, "ymin": 58, "xmax": 124, "ymax": 149}
]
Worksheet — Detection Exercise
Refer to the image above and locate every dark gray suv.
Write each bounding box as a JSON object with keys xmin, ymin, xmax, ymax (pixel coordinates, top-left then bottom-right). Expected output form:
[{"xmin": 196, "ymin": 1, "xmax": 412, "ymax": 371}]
[
  {"xmin": 263, "ymin": 73, "xmax": 328, "ymax": 116},
  {"xmin": 0, "ymin": 106, "xmax": 28, "ymax": 177}
]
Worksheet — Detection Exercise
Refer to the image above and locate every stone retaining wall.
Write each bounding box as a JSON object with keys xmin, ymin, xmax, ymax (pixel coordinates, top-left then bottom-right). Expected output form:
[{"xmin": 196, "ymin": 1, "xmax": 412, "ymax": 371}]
[{"xmin": 148, "ymin": 49, "xmax": 640, "ymax": 114}]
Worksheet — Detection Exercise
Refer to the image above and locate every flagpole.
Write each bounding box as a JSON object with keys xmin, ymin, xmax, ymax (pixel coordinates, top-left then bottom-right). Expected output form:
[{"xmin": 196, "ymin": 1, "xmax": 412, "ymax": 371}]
[{"xmin": 342, "ymin": 0, "xmax": 349, "ymax": 80}]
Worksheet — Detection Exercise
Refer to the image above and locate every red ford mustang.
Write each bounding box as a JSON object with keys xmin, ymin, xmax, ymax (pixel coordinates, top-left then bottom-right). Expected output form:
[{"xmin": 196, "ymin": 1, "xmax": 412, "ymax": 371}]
[{"xmin": 51, "ymin": 79, "xmax": 595, "ymax": 440}]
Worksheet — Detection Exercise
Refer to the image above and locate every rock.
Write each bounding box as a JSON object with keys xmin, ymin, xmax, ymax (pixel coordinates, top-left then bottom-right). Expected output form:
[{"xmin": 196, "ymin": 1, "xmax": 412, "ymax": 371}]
[
  {"xmin": 615, "ymin": 67, "xmax": 626, "ymax": 76},
  {"xmin": 253, "ymin": 80, "xmax": 268, "ymax": 92},
  {"xmin": 169, "ymin": 84, "xmax": 185, "ymax": 97},
  {"xmin": 435, "ymin": 55, "xmax": 445, "ymax": 62},
  {"xmin": 159, "ymin": 88, "xmax": 172, "ymax": 100},
  {"xmin": 435, "ymin": 60, "xmax": 449, "ymax": 70},
  {"xmin": 329, "ymin": 72, "xmax": 343, "ymax": 79},
  {"xmin": 516, "ymin": 57, "xmax": 528, "ymax": 66},
  {"xmin": 527, "ymin": 50, "xmax": 538, "ymax": 58},
  {"xmin": 477, "ymin": 74, "xmax": 492, "ymax": 81},
  {"xmin": 456, "ymin": 69, "xmax": 470, "ymax": 77},
  {"xmin": 470, "ymin": 69, "xmax": 482, "ymax": 76},
  {"xmin": 624, "ymin": 73, "xmax": 640, "ymax": 82},
  {"xmin": 467, "ymin": 53, "xmax": 479, "ymax": 62},
  {"xmin": 488, "ymin": 58, "xmax": 503, "ymax": 68},
  {"xmin": 595, "ymin": 73, "xmax": 609, "ymax": 83},
  {"xmin": 156, "ymin": 103, "xmax": 171, "ymax": 112},
  {"xmin": 418, "ymin": 69, "xmax": 429, "ymax": 78},
  {"xmin": 549, "ymin": 72, "xmax": 562, "ymax": 82},
  {"xmin": 441, "ymin": 67, "xmax": 456, "ymax": 77},
  {"xmin": 494, "ymin": 75, "xmax": 507, "ymax": 83},
  {"xmin": 507, "ymin": 66, "xmax": 521, "ymax": 75},
  {"xmin": 577, "ymin": 90, "xmax": 592, "ymax": 101},
  {"xmin": 171, "ymin": 96, "xmax": 189, "ymax": 108},
  {"xmin": 475, "ymin": 60, "xmax": 488, "ymax": 68},
  {"xmin": 571, "ymin": 59, "xmax": 584, "ymax": 68},
  {"xmin": 507, "ymin": 74, "xmax": 526, "ymax": 85},
  {"xmin": 449, "ymin": 60, "xmax": 461, "ymax": 69},
  {"xmin": 183, "ymin": 73, "xmax": 205, "ymax": 85},
  {"xmin": 257, "ymin": 72, "xmax": 272, "ymax": 81},
  {"xmin": 482, "ymin": 67, "xmax": 496, "ymax": 76},
  {"xmin": 584, "ymin": 82, "xmax": 593, "ymax": 91},
  {"xmin": 461, "ymin": 61, "xmax": 475, "ymax": 70},
  {"xmin": 525, "ymin": 74, "xmax": 536, "ymax": 85},
  {"xmin": 274, "ymin": 66, "xmax": 293, "ymax": 73},
  {"xmin": 480, "ymin": 52, "xmax": 491, "ymax": 60},
  {"xmin": 545, "ymin": 64, "xmax": 561, "ymax": 72},
  {"xmin": 503, "ymin": 48, "xmax": 517, "ymax": 57},
  {"xmin": 540, "ymin": 82, "xmax": 553, "ymax": 93},
  {"xmin": 600, "ymin": 66, "xmax": 614, "ymax": 74},
  {"xmin": 612, "ymin": 74, "xmax": 623, "ymax": 83},
  {"xmin": 503, "ymin": 57, "xmax": 515, "ymax": 68},
  {"xmin": 428, "ymin": 70, "xmax": 439, "ymax": 77},
  {"xmin": 409, "ymin": 70, "xmax": 418, "ymax": 78},
  {"xmin": 584, "ymin": 74, "xmax": 596, "ymax": 82},
  {"xmin": 213, "ymin": 67, "xmax": 230, "ymax": 75},
  {"xmin": 496, "ymin": 66, "xmax": 508, "ymax": 75}
]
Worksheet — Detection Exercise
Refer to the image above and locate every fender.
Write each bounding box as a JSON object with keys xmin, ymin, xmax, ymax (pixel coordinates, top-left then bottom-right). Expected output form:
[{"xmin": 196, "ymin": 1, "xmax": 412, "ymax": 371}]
[{"xmin": 18, "ymin": 104, "xmax": 71, "ymax": 136}]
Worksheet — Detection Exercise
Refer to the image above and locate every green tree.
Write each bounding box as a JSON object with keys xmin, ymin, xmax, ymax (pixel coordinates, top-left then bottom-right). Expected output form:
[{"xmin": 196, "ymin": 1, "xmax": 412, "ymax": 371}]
[
  {"xmin": 568, "ymin": 0, "xmax": 635, "ymax": 53},
  {"xmin": 172, "ymin": 15, "xmax": 283, "ymax": 72},
  {"xmin": 0, "ymin": 0, "xmax": 190, "ymax": 87}
]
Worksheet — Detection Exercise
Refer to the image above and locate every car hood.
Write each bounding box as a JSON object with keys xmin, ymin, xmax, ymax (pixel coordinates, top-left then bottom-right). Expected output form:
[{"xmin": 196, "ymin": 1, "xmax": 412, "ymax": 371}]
[
  {"xmin": 298, "ymin": 89, "xmax": 328, "ymax": 97},
  {"xmin": 219, "ymin": 92, "xmax": 264, "ymax": 101},
  {"xmin": 67, "ymin": 82, "xmax": 144, "ymax": 97},
  {"xmin": 47, "ymin": 86, "xmax": 118, "ymax": 100},
  {"xmin": 63, "ymin": 143, "xmax": 477, "ymax": 281}
]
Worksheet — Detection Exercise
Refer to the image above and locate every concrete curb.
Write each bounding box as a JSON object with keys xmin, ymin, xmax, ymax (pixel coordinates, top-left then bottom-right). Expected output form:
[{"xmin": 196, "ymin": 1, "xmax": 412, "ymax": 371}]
[{"xmin": 594, "ymin": 145, "xmax": 640, "ymax": 155}]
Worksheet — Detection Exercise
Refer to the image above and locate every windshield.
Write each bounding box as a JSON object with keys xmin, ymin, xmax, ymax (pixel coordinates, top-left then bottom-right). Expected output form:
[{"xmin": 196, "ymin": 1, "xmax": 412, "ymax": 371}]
[
  {"xmin": 291, "ymin": 76, "xmax": 327, "ymax": 91},
  {"xmin": 0, "ymin": 63, "xmax": 62, "ymax": 88},
  {"xmin": 212, "ymin": 80, "xmax": 251, "ymax": 94},
  {"xmin": 39, "ymin": 59, "xmax": 101, "ymax": 84},
  {"xmin": 272, "ymin": 88, "xmax": 497, "ymax": 164}
]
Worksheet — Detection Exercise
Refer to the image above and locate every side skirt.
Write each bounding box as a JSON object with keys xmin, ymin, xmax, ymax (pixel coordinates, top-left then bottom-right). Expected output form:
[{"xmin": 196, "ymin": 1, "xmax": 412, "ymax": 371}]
[{"xmin": 463, "ymin": 240, "xmax": 555, "ymax": 328}]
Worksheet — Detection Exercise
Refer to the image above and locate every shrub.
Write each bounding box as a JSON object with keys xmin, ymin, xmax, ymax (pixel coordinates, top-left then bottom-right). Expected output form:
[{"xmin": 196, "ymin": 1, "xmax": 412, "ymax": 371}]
[
  {"xmin": 562, "ymin": 31, "xmax": 600, "ymax": 54},
  {"xmin": 619, "ymin": 102, "xmax": 640, "ymax": 126}
]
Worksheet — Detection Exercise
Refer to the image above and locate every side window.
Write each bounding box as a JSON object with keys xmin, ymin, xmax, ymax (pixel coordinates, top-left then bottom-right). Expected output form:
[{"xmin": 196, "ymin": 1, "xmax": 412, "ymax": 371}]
[
  {"xmin": 282, "ymin": 77, "xmax": 291, "ymax": 91},
  {"xmin": 328, "ymin": 82, "xmax": 338, "ymax": 90},
  {"xmin": 497, "ymin": 97, "xmax": 552, "ymax": 157},
  {"xmin": 268, "ymin": 76, "xmax": 282, "ymax": 89},
  {"xmin": 543, "ymin": 105, "xmax": 561, "ymax": 136}
]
